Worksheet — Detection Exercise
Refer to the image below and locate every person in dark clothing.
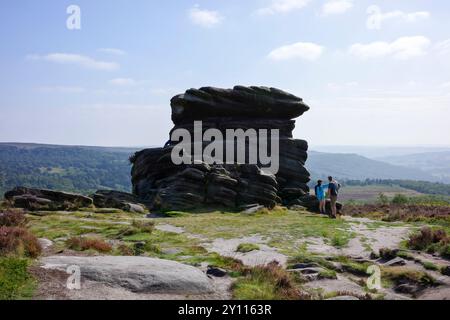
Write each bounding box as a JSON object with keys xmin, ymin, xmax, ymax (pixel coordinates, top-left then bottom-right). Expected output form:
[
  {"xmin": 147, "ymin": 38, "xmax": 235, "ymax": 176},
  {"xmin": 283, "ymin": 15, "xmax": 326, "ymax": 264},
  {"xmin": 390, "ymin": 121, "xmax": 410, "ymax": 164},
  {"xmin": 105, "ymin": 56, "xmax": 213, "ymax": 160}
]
[{"xmin": 323, "ymin": 176, "xmax": 340, "ymax": 219}]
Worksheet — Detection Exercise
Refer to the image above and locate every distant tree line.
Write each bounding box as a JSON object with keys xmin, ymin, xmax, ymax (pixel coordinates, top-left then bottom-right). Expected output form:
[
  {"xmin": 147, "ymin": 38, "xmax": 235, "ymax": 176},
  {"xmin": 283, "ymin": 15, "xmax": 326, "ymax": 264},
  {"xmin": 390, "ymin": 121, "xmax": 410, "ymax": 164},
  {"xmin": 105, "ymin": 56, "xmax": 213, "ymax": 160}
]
[
  {"xmin": 0, "ymin": 146, "xmax": 132, "ymax": 196},
  {"xmin": 343, "ymin": 179, "xmax": 450, "ymax": 196}
]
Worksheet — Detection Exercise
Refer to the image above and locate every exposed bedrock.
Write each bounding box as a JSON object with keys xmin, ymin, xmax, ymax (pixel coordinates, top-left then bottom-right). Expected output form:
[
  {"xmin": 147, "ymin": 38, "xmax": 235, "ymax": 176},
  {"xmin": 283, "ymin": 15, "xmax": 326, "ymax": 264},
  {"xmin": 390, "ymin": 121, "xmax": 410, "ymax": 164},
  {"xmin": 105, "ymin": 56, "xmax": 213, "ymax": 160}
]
[{"xmin": 131, "ymin": 86, "xmax": 313, "ymax": 211}]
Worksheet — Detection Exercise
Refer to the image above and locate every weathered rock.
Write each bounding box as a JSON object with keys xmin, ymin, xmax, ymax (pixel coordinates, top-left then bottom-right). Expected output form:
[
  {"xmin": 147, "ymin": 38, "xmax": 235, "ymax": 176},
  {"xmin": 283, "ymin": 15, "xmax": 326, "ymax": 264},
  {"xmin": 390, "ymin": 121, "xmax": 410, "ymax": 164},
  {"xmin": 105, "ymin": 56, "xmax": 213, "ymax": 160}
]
[
  {"xmin": 326, "ymin": 296, "xmax": 360, "ymax": 300},
  {"xmin": 91, "ymin": 190, "xmax": 146, "ymax": 213},
  {"xmin": 130, "ymin": 86, "xmax": 314, "ymax": 211},
  {"xmin": 40, "ymin": 256, "xmax": 213, "ymax": 294},
  {"xmin": 38, "ymin": 238, "xmax": 53, "ymax": 250},
  {"xmin": 4, "ymin": 187, "xmax": 93, "ymax": 211},
  {"xmin": 383, "ymin": 257, "xmax": 407, "ymax": 267},
  {"xmin": 170, "ymin": 86, "xmax": 310, "ymax": 125}
]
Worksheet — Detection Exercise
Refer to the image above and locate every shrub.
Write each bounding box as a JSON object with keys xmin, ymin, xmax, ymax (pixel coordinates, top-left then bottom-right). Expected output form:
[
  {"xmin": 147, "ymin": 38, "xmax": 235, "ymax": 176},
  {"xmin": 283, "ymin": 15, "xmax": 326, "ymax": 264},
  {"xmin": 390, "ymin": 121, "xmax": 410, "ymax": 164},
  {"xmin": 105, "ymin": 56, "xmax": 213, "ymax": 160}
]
[
  {"xmin": 116, "ymin": 220, "xmax": 155, "ymax": 238},
  {"xmin": 131, "ymin": 220, "xmax": 155, "ymax": 233},
  {"xmin": 66, "ymin": 237, "xmax": 112, "ymax": 253},
  {"xmin": 0, "ymin": 210, "xmax": 27, "ymax": 227},
  {"xmin": 116, "ymin": 244, "xmax": 134, "ymax": 256},
  {"xmin": 407, "ymin": 227, "xmax": 450, "ymax": 259},
  {"xmin": 377, "ymin": 193, "xmax": 389, "ymax": 205},
  {"xmin": 408, "ymin": 227, "xmax": 449, "ymax": 251},
  {"xmin": 0, "ymin": 226, "xmax": 42, "ymax": 258},
  {"xmin": 391, "ymin": 194, "xmax": 409, "ymax": 205}
]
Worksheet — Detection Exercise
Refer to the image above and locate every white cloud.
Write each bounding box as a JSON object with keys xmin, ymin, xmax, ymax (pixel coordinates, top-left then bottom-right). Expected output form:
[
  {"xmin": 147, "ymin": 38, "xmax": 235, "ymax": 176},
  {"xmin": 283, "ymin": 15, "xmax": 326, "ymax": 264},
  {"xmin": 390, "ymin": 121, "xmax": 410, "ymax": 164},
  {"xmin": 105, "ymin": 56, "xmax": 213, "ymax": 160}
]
[
  {"xmin": 327, "ymin": 81, "xmax": 358, "ymax": 91},
  {"xmin": 189, "ymin": 6, "xmax": 223, "ymax": 28},
  {"xmin": 435, "ymin": 39, "xmax": 450, "ymax": 56},
  {"xmin": 268, "ymin": 42, "xmax": 324, "ymax": 61},
  {"xmin": 322, "ymin": 0, "xmax": 353, "ymax": 16},
  {"xmin": 256, "ymin": 0, "xmax": 311, "ymax": 15},
  {"xmin": 349, "ymin": 36, "xmax": 431, "ymax": 60},
  {"xmin": 441, "ymin": 82, "xmax": 450, "ymax": 89},
  {"xmin": 36, "ymin": 86, "xmax": 86, "ymax": 93},
  {"xmin": 109, "ymin": 78, "xmax": 138, "ymax": 86},
  {"xmin": 97, "ymin": 48, "xmax": 126, "ymax": 55},
  {"xmin": 367, "ymin": 5, "xmax": 430, "ymax": 30},
  {"xmin": 27, "ymin": 53, "xmax": 119, "ymax": 71}
]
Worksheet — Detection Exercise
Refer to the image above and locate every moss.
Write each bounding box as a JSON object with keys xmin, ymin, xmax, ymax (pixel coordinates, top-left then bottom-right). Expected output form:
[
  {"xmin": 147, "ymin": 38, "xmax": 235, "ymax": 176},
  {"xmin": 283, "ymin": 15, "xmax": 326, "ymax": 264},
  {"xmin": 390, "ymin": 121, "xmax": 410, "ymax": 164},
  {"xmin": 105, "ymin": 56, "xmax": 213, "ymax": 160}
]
[
  {"xmin": 318, "ymin": 269, "xmax": 337, "ymax": 279},
  {"xmin": 422, "ymin": 261, "xmax": 439, "ymax": 271},
  {"xmin": 236, "ymin": 243, "xmax": 260, "ymax": 253}
]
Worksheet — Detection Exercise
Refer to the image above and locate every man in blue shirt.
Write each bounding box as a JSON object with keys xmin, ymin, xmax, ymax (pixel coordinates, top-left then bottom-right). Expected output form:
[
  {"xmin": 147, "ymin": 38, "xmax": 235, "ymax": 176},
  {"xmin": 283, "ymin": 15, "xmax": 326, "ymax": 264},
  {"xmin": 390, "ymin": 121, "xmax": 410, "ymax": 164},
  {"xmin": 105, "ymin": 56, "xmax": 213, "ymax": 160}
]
[{"xmin": 324, "ymin": 176, "xmax": 340, "ymax": 219}]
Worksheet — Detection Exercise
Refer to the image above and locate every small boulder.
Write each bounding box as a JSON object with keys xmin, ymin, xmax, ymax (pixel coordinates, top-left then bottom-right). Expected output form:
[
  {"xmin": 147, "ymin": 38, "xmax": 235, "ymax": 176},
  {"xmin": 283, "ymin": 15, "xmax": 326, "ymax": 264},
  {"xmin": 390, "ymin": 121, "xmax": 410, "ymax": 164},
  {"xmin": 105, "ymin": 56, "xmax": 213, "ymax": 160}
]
[{"xmin": 207, "ymin": 266, "xmax": 228, "ymax": 278}]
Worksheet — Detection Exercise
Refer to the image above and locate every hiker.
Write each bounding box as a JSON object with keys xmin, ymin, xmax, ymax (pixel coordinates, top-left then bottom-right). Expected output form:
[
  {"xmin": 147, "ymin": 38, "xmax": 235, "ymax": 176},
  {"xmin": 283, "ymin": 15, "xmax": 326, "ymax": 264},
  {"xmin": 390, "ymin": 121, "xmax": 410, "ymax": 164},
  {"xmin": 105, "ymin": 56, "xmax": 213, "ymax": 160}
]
[
  {"xmin": 314, "ymin": 180, "xmax": 326, "ymax": 214},
  {"xmin": 323, "ymin": 176, "xmax": 340, "ymax": 219}
]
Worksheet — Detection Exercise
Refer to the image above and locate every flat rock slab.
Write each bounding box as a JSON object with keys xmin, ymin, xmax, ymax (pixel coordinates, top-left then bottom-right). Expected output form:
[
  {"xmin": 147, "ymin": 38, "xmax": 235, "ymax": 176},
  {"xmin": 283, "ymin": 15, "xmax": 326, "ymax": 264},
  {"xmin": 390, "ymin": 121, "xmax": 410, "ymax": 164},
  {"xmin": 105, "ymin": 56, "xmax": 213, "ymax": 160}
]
[
  {"xmin": 40, "ymin": 256, "xmax": 213, "ymax": 295},
  {"xmin": 156, "ymin": 224, "xmax": 185, "ymax": 234},
  {"xmin": 204, "ymin": 235, "xmax": 287, "ymax": 267}
]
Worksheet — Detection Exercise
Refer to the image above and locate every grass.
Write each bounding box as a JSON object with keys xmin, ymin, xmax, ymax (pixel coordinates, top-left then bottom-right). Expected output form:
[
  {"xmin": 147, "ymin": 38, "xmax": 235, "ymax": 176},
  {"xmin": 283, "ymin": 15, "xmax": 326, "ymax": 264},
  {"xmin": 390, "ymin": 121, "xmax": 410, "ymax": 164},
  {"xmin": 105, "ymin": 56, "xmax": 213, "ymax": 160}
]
[
  {"xmin": 232, "ymin": 262, "xmax": 311, "ymax": 300},
  {"xmin": 163, "ymin": 209, "xmax": 355, "ymax": 256},
  {"xmin": 0, "ymin": 257, "xmax": 36, "ymax": 300},
  {"xmin": 381, "ymin": 266, "xmax": 436, "ymax": 288},
  {"xmin": 236, "ymin": 243, "xmax": 260, "ymax": 253}
]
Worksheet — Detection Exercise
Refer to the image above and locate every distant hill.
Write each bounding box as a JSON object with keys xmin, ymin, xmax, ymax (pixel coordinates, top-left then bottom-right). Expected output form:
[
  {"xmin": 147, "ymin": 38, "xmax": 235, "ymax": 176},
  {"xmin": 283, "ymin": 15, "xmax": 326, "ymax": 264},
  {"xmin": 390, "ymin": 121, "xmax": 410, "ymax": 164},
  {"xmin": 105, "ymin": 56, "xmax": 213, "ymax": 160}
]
[
  {"xmin": 306, "ymin": 151, "xmax": 435, "ymax": 182},
  {"xmin": 378, "ymin": 151, "xmax": 450, "ymax": 183},
  {"xmin": 0, "ymin": 143, "xmax": 439, "ymax": 197},
  {"xmin": 0, "ymin": 143, "xmax": 139, "ymax": 196}
]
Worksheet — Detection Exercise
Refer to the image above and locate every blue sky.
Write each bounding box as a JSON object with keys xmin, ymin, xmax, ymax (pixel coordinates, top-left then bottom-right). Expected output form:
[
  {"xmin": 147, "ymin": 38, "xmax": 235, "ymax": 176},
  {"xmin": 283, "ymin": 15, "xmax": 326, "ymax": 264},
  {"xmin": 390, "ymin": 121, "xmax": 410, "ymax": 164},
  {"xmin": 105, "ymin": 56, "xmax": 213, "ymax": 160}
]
[{"xmin": 0, "ymin": 0, "xmax": 449, "ymax": 147}]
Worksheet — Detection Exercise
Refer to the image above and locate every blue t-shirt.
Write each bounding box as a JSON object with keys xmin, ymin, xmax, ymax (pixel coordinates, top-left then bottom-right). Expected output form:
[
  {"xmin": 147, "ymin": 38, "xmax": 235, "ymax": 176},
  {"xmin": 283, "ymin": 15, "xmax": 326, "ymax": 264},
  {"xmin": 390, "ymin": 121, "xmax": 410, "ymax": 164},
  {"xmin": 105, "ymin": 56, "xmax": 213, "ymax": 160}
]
[{"xmin": 314, "ymin": 185, "xmax": 326, "ymax": 200}]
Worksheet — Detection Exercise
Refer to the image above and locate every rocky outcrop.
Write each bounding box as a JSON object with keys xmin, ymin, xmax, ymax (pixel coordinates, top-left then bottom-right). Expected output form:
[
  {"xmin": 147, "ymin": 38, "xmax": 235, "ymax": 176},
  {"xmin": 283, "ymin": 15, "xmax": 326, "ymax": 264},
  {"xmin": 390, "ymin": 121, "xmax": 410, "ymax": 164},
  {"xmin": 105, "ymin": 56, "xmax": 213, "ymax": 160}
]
[
  {"xmin": 131, "ymin": 86, "xmax": 312, "ymax": 211},
  {"xmin": 90, "ymin": 190, "xmax": 146, "ymax": 213},
  {"xmin": 4, "ymin": 187, "xmax": 93, "ymax": 211}
]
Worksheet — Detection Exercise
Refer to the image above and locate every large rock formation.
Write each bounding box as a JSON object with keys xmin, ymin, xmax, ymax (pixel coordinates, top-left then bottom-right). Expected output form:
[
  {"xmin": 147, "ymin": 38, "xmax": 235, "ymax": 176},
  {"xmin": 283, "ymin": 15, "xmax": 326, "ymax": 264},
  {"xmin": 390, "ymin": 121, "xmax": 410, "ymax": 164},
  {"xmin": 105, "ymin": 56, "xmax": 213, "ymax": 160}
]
[{"xmin": 131, "ymin": 86, "xmax": 313, "ymax": 211}]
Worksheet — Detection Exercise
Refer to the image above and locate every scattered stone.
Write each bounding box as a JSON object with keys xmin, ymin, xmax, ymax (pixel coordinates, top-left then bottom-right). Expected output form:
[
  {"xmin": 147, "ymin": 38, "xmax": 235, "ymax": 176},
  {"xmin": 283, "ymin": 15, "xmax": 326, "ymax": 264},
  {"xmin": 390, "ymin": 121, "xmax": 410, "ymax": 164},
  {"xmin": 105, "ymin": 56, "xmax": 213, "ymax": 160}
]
[
  {"xmin": 38, "ymin": 238, "xmax": 53, "ymax": 250},
  {"xmin": 155, "ymin": 224, "xmax": 185, "ymax": 234},
  {"xmin": 4, "ymin": 187, "xmax": 93, "ymax": 211},
  {"xmin": 40, "ymin": 256, "xmax": 213, "ymax": 294},
  {"xmin": 394, "ymin": 283, "xmax": 420, "ymax": 295},
  {"xmin": 91, "ymin": 190, "xmax": 146, "ymax": 213},
  {"xmin": 383, "ymin": 257, "xmax": 407, "ymax": 267},
  {"xmin": 326, "ymin": 296, "xmax": 360, "ymax": 301},
  {"xmin": 206, "ymin": 267, "xmax": 227, "ymax": 278},
  {"xmin": 291, "ymin": 263, "xmax": 321, "ymax": 269},
  {"xmin": 242, "ymin": 205, "xmax": 265, "ymax": 214}
]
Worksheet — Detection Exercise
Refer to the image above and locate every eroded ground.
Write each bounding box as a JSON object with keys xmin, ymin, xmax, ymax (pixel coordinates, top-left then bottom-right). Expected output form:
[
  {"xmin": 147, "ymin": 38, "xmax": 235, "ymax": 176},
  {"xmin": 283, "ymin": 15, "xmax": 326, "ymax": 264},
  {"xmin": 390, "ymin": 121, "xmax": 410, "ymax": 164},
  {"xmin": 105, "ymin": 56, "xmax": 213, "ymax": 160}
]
[{"xmin": 27, "ymin": 208, "xmax": 450, "ymax": 300}]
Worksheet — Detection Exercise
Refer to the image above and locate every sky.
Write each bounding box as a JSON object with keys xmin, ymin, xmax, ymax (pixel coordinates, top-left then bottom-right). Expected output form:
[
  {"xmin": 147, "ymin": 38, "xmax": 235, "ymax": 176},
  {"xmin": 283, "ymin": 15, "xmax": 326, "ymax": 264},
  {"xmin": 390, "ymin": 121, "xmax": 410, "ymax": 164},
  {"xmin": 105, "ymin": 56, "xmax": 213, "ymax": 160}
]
[{"xmin": 0, "ymin": 0, "xmax": 449, "ymax": 147}]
